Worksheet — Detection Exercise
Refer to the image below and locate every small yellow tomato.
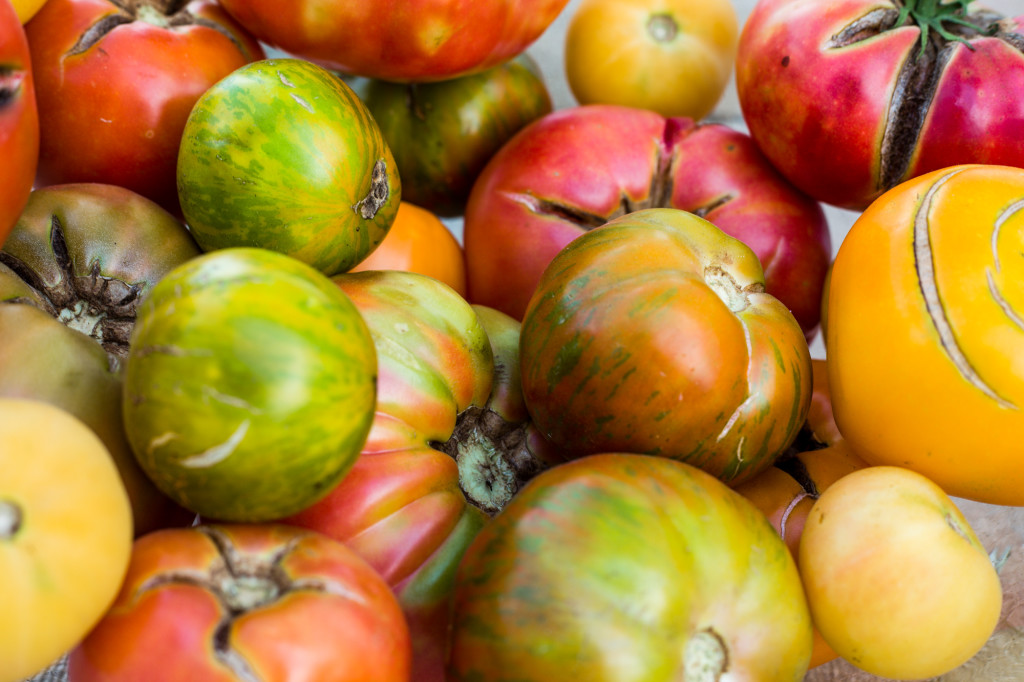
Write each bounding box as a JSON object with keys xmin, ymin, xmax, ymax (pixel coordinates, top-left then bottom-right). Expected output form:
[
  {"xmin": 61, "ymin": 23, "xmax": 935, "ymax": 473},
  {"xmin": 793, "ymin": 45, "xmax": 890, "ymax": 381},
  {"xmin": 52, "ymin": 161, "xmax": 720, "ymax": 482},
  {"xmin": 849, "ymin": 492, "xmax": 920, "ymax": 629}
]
[
  {"xmin": 0, "ymin": 398, "xmax": 133, "ymax": 682},
  {"xmin": 11, "ymin": 0, "xmax": 47, "ymax": 23},
  {"xmin": 564, "ymin": 0, "xmax": 739, "ymax": 121},
  {"xmin": 826, "ymin": 164, "xmax": 1024, "ymax": 506},
  {"xmin": 798, "ymin": 466, "xmax": 1001, "ymax": 680}
]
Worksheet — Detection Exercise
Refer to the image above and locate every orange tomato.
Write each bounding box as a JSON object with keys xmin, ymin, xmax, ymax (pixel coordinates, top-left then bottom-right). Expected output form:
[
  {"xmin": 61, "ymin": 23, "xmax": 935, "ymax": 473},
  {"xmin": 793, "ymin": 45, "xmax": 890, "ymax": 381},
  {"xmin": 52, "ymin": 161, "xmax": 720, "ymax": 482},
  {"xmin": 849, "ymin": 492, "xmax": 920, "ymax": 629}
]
[
  {"xmin": 799, "ymin": 466, "xmax": 1001, "ymax": 679},
  {"xmin": 563, "ymin": 0, "xmax": 739, "ymax": 121},
  {"xmin": 826, "ymin": 164, "xmax": 1024, "ymax": 506},
  {"xmin": 0, "ymin": 398, "xmax": 133, "ymax": 682},
  {"xmin": 351, "ymin": 201, "xmax": 467, "ymax": 297}
]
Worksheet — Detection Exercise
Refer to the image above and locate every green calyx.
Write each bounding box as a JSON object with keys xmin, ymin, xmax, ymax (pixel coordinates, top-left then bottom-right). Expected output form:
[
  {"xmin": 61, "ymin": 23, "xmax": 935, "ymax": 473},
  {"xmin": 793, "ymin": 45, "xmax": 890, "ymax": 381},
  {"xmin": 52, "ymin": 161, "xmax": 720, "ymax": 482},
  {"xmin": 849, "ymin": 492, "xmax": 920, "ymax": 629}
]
[{"xmin": 896, "ymin": 0, "xmax": 978, "ymax": 55}]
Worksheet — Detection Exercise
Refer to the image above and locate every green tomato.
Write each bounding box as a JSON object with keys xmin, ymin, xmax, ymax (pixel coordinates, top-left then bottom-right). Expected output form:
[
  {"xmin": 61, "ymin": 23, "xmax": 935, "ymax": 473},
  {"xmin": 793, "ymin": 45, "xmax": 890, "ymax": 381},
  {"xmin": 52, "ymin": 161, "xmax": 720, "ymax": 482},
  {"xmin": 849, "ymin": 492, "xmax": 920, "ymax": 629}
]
[
  {"xmin": 122, "ymin": 248, "xmax": 377, "ymax": 522},
  {"xmin": 177, "ymin": 58, "xmax": 401, "ymax": 275}
]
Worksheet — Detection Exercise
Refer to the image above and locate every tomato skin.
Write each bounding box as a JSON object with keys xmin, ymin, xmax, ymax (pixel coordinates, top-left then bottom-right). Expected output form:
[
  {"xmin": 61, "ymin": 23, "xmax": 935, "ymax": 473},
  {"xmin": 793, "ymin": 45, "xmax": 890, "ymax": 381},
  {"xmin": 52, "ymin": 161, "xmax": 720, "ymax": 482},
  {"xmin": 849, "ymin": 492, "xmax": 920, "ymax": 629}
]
[
  {"xmin": 827, "ymin": 164, "xmax": 1024, "ymax": 506},
  {"xmin": 68, "ymin": 523, "xmax": 411, "ymax": 682},
  {"xmin": 285, "ymin": 271, "xmax": 557, "ymax": 682},
  {"xmin": 463, "ymin": 105, "xmax": 830, "ymax": 339},
  {"xmin": 447, "ymin": 453, "xmax": 812, "ymax": 681},
  {"xmin": 736, "ymin": 0, "xmax": 1024, "ymax": 210},
  {"xmin": 178, "ymin": 58, "xmax": 401, "ymax": 276},
  {"xmin": 0, "ymin": 0, "xmax": 37, "ymax": 245},
  {"xmin": 0, "ymin": 184, "xmax": 201, "ymax": 535},
  {"xmin": 122, "ymin": 248, "xmax": 378, "ymax": 522},
  {"xmin": 0, "ymin": 398, "xmax": 133, "ymax": 682},
  {"xmin": 350, "ymin": 202, "xmax": 467, "ymax": 297},
  {"xmin": 520, "ymin": 207, "xmax": 812, "ymax": 485},
  {"xmin": 24, "ymin": 0, "xmax": 263, "ymax": 217},
  {"xmin": 349, "ymin": 56, "xmax": 552, "ymax": 218},
  {"xmin": 217, "ymin": 0, "xmax": 570, "ymax": 82},
  {"xmin": 564, "ymin": 0, "xmax": 739, "ymax": 121}
]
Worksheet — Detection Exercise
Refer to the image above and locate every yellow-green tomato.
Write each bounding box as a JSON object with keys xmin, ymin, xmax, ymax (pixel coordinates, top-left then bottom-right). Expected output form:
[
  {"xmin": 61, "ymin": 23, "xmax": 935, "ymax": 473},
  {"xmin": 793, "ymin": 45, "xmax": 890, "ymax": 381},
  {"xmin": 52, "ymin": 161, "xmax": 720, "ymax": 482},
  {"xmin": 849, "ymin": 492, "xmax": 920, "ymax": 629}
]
[
  {"xmin": 798, "ymin": 466, "xmax": 1002, "ymax": 679},
  {"xmin": 0, "ymin": 398, "xmax": 133, "ymax": 682}
]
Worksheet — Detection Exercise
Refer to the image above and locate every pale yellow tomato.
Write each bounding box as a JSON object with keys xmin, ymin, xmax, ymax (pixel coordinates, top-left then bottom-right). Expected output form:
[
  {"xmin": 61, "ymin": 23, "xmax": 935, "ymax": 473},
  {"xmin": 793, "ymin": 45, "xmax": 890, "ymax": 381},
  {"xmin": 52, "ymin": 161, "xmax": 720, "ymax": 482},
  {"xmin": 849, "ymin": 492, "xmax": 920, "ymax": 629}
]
[
  {"xmin": 11, "ymin": 0, "xmax": 47, "ymax": 23},
  {"xmin": 0, "ymin": 398, "xmax": 133, "ymax": 682},
  {"xmin": 798, "ymin": 466, "xmax": 1002, "ymax": 680},
  {"xmin": 564, "ymin": 0, "xmax": 739, "ymax": 120}
]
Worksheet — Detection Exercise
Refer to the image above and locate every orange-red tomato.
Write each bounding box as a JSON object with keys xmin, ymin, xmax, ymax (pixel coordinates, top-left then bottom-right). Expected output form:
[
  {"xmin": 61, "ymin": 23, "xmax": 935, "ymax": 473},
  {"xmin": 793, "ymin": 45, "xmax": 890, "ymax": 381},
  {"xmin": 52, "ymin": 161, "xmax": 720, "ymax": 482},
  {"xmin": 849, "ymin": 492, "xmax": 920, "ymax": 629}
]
[
  {"xmin": 0, "ymin": 0, "xmax": 37, "ymax": 244},
  {"xmin": 564, "ymin": 0, "xmax": 738, "ymax": 121},
  {"xmin": 351, "ymin": 201, "xmax": 467, "ymax": 297},
  {"xmin": 827, "ymin": 164, "xmax": 1024, "ymax": 506}
]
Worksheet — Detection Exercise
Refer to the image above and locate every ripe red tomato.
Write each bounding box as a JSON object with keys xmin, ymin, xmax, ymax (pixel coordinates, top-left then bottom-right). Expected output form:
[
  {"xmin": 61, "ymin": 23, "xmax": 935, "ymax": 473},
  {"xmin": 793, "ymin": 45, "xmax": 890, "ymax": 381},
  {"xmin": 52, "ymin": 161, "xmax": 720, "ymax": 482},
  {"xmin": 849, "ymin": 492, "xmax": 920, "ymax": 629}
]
[
  {"xmin": 519, "ymin": 208, "xmax": 812, "ymax": 485},
  {"xmin": 68, "ymin": 523, "xmax": 411, "ymax": 682},
  {"xmin": 736, "ymin": 0, "xmax": 1024, "ymax": 210},
  {"xmin": 24, "ymin": 0, "xmax": 264, "ymax": 216},
  {"xmin": 217, "ymin": 0, "xmax": 571, "ymax": 82},
  {"xmin": 463, "ymin": 105, "xmax": 831, "ymax": 340},
  {"xmin": 0, "ymin": 0, "xmax": 37, "ymax": 245}
]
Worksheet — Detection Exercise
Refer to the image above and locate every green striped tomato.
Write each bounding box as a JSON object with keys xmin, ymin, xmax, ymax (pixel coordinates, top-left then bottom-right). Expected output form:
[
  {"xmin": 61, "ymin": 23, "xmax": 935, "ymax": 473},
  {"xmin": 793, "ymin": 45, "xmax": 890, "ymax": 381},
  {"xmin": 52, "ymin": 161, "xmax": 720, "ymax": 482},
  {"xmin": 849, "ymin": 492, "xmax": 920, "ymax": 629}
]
[
  {"xmin": 447, "ymin": 453, "xmax": 813, "ymax": 681},
  {"xmin": 519, "ymin": 207, "xmax": 812, "ymax": 484},
  {"xmin": 122, "ymin": 247, "xmax": 377, "ymax": 522},
  {"xmin": 177, "ymin": 58, "xmax": 401, "ymax": 276}
]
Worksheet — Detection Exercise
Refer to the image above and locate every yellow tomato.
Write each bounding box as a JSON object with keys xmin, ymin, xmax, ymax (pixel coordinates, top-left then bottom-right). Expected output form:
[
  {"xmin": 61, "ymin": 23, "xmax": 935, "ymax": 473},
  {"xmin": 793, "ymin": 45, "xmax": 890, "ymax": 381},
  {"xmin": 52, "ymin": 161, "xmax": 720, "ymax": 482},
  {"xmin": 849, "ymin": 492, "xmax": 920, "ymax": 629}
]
[
  {"xmin": 350, "ymin": 201, "xmax": 467, "ymax": 297},
  {"xmin": 826, "ymin": 164, "xmax": 1024, "ymax": 506},
  {"xmin": 799, "ymin": 466, "xmax": 1001, "ymax": 679},
  {"xmin": 0, "ymin": 398, "xmax": 133, "ymax": 682},
  {"xmin": 564, "ymin": 0, "xmax": 738, "ymax": 121},
  {"xmin": 11, "ymin": 0, "xmax": 47, "ymax": 23}
]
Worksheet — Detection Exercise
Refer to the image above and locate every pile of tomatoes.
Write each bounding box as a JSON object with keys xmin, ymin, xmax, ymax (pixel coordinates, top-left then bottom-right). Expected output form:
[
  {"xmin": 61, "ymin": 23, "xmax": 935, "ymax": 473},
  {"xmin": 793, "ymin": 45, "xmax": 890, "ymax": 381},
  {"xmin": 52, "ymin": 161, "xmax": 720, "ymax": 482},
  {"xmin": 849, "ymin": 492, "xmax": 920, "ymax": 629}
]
[{"xmin": 3, "ymin": 0, "xmax": 1024, "ymax": 681}]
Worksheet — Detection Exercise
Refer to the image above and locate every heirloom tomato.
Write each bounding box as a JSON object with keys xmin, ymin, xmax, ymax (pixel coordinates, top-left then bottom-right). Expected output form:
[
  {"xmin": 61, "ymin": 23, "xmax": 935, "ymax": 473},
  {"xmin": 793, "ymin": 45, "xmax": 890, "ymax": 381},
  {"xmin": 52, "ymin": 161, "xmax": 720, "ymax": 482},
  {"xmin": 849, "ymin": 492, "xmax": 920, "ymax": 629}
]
[
  {"xmin": 24, "ymin": 0, "xmax": 264, "ymax": 216},
  {"xmin": 286, "ymin": 271, "xmax": 558, "ymax": 682},
  {"xmin": 736, "ymin": 0, "xmax": 1024, "ymax": 210},
  {"xmin": 463, "ymin": 104, "xmax": 830, "ymax": 339},
  {"xmin": 0, "ymin": 0, "xmax": 37, "ymax": 246},
  {"xmin": 178, "ymin": 58, "xmax": 400, "ymax": 276},
  {"xmin": 799, "ymin": 466, "xmax": 1001, "ymax": 679},
  {"xmin": 827, "ymin": 164, "xmax": 1024, "ymax": 506},
  {"xmin": 0, "ymin": 184, "xmax": 200, "ymax": 535},
  {"xmin": 347, "ymin": 55, "xmax": 552, "ymax": 217},
  {"xmin": 350, "ymin": 202, "xmax": 467, "ymax": 296},
  {"xmin": 564, "ymin": 0, "xmax": 739, "ymax": 121},
  {"xmin": 520, "ymin": 208, "xmax": 812, "ymax": 484},
  {"xmin": 0, "ymin": 398, "xmax": 132, "ymax": 682},
  {"xmin": 68, "ymin": 524, "xmax": 411, "ymax": 682},
  {"xmin": 10, "ymin": 0, "xmax": 46, "ymax": 22},
  {"xmin": 447, "ymin": 453, "xmax": 813, "ymax": 681},
  {"xmin": 122, "ymin": 248, "xmax": 378, "ymax": 522},
  {"xmin": 217, "ymin": 0, "xmax": 570, "ymax": 82}
]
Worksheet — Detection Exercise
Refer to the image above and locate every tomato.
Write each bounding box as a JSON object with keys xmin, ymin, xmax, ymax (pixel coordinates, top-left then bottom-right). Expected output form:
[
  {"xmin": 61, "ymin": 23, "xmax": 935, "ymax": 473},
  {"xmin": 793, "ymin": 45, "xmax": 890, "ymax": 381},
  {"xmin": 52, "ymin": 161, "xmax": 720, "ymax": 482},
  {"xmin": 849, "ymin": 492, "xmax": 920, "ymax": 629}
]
[
  {"xmin": 799, "ymin": 466, "xmax": 1001, "ymax": 679},
  {"xmin": 10, "ymin": 0, "xmax": 46, "ymax": 22},
  {"xmin": 24, "ymin": 0, "xmax": 264, "ymax": 217},
  {"xmin": 285, "ymin": 271, "xmax": 559, "ymax": 682},
  {"xmin": 217, "ymin": 0, "xmax": 571, "ymax": 82},
  {"xmin": 350, "ymin": 202, "xmax": 467, "ymax": 297},
  {"xmin": 122, "ymin": 248, "xmax": 378, "ymax": 522},
  {"xmin": 519, "ymin": 208, "xmax": 812, "ymax": 484},
  {"xmin": 0, "ymin": 183, "xmax": 201, "ymax": 535},
  {"xmin": 736, "ymin": 0, "xmax": 1024, "ymax": 210},
  {"xmin": 826, "ymin": 164, "xmax": 1024, "ymax": 506},
  {"xmin": 0, "ymin": 398, "xmax": 133, "ymax": 682},
  {"xmin": 178, "ymin": 58, "xmax": 401, "ymax": 276},
  {"xmin": 0, "ymin": 0, "xmax": 37, "ymax": 245},
  {"xmin": 463, "ymin": 105, "xmax": 831, "ymax": 340},
  {"xmin": 347, "ymin": 55, "xmax": 552, "ymax": 217},
  {"xmin": 564, "ymin": 0, "xmax": 738, "ymax": 121},
  {"xmin": 447, "ymin": 453, "xmax": 813, "ymax": 681},
  {"xmin": 68, "ymin": 523, "xmax": 411, "ymax": 682}
]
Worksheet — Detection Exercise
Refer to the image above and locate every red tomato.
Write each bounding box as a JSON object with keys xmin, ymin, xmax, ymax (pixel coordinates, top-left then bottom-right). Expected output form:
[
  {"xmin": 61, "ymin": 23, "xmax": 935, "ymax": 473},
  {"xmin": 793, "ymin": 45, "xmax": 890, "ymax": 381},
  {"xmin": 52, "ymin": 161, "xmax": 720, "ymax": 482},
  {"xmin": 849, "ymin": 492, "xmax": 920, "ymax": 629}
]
[
  {"xmin": 217, "ymin": 0, "xmax": 571, "ymax": 82},
  {"xmin": 68, "ymin": 524, "xmax": 411, "ymax": 682},
  {"xmin": 0, "ymin": 0, "xmax": 37, "ymax": 245},
  {"xmin": 736, "ymin": 0, "xmax": 1024, "ymax": 210},
  {"xmin": 24, "ymin": 0, "xmax": 264, "ymax": 216},
  {"xmin": 463, "ymin": 105, "xmax": 831, "ymax": 340}
]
